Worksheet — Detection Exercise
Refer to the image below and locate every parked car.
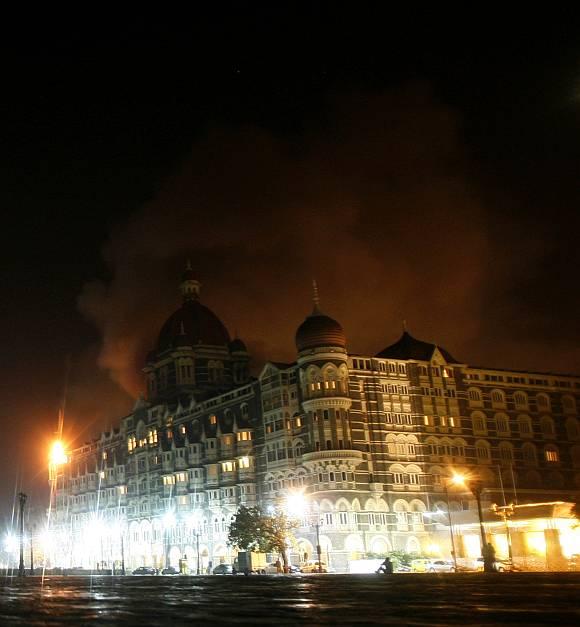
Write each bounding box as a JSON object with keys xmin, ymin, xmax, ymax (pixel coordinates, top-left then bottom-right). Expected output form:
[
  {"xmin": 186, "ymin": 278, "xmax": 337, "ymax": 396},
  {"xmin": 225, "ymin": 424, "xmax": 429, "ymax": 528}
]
[
  {"xmin": 410, "ymin": 558, "xmax": 430, "ymax": 573},
  {"xmin": 132, "ymin": 566, "xmax": 157, "ymax": 576},
  {"xmin": 410, "ymin": 559, "xmax": 455, "ymax": 573},
  {"xmin": 472, "ymin": 557, "xmax": 516, "ymax": 572},
  {"xmin": 263, "ymin": 562, "xmax": 300, "ymax": 574},
  {"xmin": 426, "ymin": 560, "xmax": 455, "ymax": 573},
  {"xmin": 161, "ymin": 566, "xmax": 179, "ymax": 575},
  {"xmin": 300, "ymin": 560, "xmax": 328, "ymax": 573},
  {"xmin": 212, "ymin": 563, "xmax": 234, "ymax": 575}
]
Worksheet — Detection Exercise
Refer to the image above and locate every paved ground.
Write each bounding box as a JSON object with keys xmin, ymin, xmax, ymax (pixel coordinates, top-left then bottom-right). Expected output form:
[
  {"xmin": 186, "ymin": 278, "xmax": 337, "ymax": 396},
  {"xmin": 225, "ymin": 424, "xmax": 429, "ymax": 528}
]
[{"xmin": 0, "ymin": 572, "xmax": 579, "ymax": 625}]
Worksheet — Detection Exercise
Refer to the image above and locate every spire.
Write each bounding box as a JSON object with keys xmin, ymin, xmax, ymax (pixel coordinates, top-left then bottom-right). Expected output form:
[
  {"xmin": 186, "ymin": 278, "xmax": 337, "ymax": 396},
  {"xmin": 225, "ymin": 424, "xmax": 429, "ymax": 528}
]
[
  {"xmin": 180, "ymin": 261, "xmax": 201, "ymax": 301},
  {"xmin": 312, "ymin": 279, "xmax": 321, "ymax": 315}
]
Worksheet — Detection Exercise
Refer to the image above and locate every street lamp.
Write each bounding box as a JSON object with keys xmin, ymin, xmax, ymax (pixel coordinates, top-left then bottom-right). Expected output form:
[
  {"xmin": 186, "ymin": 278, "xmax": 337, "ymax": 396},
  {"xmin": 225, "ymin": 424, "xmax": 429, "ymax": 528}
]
[
  {"xmin": 286, "ymin": 491, "xmax": 324, "ymax": 573},
  {"xmin": 17, "ymin": 492, "xmax": 27, "ymax": 577},
  {"xmin": 443, "ymin": 477, "xmax": 462, "ymax": 571},
  {"xmin": 452, "ymin": 473, "xmax": 492, "ymax": 572},
  {"xmin": 187, "ymin": 513, "xmax": 201, "ymax": 575},
  {"xmin": 491, "ymin": 503, "xmax": 514, "ymax": 564},
  {"xmin": 163, "ymin": 511, "xmax": 176, "ymax": 569}
]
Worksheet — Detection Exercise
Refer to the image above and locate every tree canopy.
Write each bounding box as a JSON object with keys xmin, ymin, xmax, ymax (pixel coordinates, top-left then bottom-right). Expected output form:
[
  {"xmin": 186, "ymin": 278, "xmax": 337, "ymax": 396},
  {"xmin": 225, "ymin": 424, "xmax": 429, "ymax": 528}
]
[{"xmin": 228, "ymin": 506, "xmax": 298, "ymax": 566}]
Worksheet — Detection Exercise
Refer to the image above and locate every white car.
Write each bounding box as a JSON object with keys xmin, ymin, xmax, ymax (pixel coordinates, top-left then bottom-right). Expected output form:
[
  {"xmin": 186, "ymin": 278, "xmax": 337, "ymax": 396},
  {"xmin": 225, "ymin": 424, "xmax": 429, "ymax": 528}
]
[
  {"xmin": 263, "ymin": 562, "xmax": 300, "ymax": 574},
  {"xmin": 427, "ymin": 560, "xmax": 455, "ymax": 572}
]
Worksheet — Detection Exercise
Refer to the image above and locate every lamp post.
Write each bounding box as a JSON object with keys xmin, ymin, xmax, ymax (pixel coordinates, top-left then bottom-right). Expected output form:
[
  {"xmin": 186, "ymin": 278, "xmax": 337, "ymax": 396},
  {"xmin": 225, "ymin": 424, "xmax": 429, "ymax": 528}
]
[
  {"xmin": 29, "ymin": 524, "xmax": 36, "ymax": 576},
  {"xmin": 452, "ymin": 474, "xmax": 493, "ymax": 572},
  {"xmin": 17, "ymin": 492, "xmax": 27, "ymax": 577},
  {"xmin": 491, "ymin": 503, "xmax": 514, "ymax": 564},
  {"xmin": 163, "ymin": 511, "xmax": 175, "ymax": 570},
  {"xmin": 286, "ymin": 491, "xmax": 324, "ymax": 573},
  {"xmin": 443, "ymin": 482, "xmax": 458, "ymax": 571},
  {"xmin": 187, "ymin": 513, "xmax": 201, "ymax": 575}
]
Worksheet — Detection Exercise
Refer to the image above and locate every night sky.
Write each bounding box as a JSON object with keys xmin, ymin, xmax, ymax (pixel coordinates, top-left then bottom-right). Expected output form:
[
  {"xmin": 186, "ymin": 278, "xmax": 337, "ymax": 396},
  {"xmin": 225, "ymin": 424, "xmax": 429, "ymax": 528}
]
[{"xmin": 1, "ymin": 9, "xmax": 580, "ymax": 519}]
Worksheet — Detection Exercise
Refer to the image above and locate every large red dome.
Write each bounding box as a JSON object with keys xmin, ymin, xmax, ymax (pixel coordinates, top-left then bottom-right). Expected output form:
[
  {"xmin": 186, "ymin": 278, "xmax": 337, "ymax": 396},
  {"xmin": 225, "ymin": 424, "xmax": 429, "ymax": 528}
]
[{"xmin": 157, "ymin": 300, "xmax": 230, "ymax": 351}]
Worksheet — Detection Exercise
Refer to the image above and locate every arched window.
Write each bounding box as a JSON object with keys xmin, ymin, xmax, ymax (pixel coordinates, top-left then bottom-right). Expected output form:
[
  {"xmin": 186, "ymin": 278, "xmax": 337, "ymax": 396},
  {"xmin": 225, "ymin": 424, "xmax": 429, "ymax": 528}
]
[
  {"xmin": 540, "ymin": 415, "xmax": 555, "ymax": 438},
  {"xmin": 468, "ymin": 388, "xmax": 483, "ymax": 405},
  {"xmin": 513, "ymin": 391, "xmax": 528, "ymax": 410},
  {"xmin": 496, "ymin": 413, "xmax": 510, "ymax": 436},
  {"xmin": 471, "ymin": 411, "xmax": 487, "ymax": 435},
  {"xmin": 522, "ymin": 442, "xmax": 537, "ymax": 466},
  {"xmin": 498, "ymin": 441, "xmax": 513, "ymax": 464},
  {"xmin": 566, "ymin": 417, "xmax": 580, "ymax": 441},
  {"xmin": 537, "ymin": 393, "xmax": 551, "ymax": 411},
  {"xmin": 517, "ymin": 414, "xmax": 533, "ymax": 438},
  {"xmin": 393, "ymin": 500, "xmax": 409, "ymax": 531},
  {"xmin": 562, "ymin": 395, "xmax": 576, "ymax": 414},
  {"xmin": 544, "ymin": 445, "xmax": 559, "ymax": 463},
  {"xmin": 491, "ymin": 389, "xmax": 506, "ymax": 408},
  {"xmin": 475, "ymin": 440, "xmax": 491, "ymax": 463}
]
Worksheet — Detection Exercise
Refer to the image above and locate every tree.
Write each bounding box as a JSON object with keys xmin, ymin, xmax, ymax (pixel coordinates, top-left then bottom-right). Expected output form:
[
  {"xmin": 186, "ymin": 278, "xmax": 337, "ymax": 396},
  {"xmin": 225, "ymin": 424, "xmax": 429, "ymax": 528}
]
[{"xmin": 228, "ymin": 506, "xmax": 298, "ymax": 570}]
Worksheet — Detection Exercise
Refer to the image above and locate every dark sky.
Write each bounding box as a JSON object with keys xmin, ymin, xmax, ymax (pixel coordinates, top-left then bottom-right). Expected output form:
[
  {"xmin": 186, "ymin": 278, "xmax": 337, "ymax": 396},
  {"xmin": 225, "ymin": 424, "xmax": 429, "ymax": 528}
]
[{"xmin": 1, "ymin": 8, "xmax": 580, "ymax": 518}]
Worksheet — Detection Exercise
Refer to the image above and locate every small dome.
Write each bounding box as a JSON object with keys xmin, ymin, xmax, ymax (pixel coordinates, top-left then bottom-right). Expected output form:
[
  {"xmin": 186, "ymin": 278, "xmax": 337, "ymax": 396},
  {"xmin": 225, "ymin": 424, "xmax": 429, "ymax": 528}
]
[
  {"xmin": 229, "ymin": 338, "xmax": 247, "ymax": 353},
  {"xmin": 295, "ymin": 312, "xmax": 346, "ymax": 352}
]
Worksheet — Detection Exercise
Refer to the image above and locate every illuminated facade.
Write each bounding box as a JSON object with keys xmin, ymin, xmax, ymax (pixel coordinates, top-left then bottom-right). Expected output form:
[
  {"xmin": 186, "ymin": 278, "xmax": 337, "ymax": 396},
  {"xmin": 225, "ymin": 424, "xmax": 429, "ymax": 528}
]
[{"xmin": 50, "ymin": 270, "xmax": 580, "ymax": 572}]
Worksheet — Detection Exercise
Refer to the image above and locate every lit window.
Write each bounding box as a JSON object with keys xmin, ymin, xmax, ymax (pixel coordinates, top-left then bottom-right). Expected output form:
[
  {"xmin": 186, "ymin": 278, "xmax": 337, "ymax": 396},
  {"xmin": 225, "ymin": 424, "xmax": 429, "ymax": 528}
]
[
  {"xmin": 221, "ymin": 461, "xmax": 234, "ymax": 472},
  {"xmin": 180, "ymin": 425, "xmax": 186, "ymax": 435},
  {"xmin": 238, "ymin": 456, "xmax": 250, "ymax": 469},
  {"xmin": 545, "ymin": 448, "xmax": 559, "ymax": 462},
  {"xmin": 209, "ymin": 415, "xmax": 217, "ymax": 425}
]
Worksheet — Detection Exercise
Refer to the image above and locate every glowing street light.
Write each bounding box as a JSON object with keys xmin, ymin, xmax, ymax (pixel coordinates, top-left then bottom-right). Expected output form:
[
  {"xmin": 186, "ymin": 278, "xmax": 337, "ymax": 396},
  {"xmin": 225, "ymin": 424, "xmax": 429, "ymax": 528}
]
[
  {"xmin": 286, "ymin": 490, "xmax": 324, "ymax": 573},
  {"xmin": 50, "ymin": 441, "xmax": 68, "ymax": 466}
]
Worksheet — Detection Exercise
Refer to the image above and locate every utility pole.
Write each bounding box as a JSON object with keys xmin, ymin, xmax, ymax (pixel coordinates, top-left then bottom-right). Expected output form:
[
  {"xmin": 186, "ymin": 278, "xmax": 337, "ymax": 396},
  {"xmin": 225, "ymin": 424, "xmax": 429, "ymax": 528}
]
[
  {"xmin": 120, "ymin": 531, "xmax": 126, "ymax": 576},
  {"xmin": 18, "ymin": 492, "xmax": 27, "ymax": 578},
  {"xmin": 315, "ymin": 520, "xmax": 322, "ymax": 573},
  {"xmin": 30, "ymin": 526, "xmax": 35, "ymax": 576},
  {"xmin": 196, "ymin": 532, "xmax": 200, "ymax": 575}
]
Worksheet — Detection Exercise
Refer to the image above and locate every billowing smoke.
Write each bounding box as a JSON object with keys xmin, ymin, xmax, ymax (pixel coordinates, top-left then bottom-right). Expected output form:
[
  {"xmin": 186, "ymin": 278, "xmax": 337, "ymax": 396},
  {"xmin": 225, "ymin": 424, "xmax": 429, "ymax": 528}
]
[{"xmin": 78, "ymin": 83, "xmax": 579, "ymax": 403}]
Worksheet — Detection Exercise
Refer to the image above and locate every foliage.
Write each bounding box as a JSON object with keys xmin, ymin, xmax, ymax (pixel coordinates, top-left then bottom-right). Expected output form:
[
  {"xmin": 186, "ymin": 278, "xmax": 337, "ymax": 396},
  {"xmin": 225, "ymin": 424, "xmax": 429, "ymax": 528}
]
[
  {"xmin": 228, "ymin": 506, "xmax": 299, "ymax": 566},
  {"xmin": 363, "ymin": 549, "xmax": 420, "ymax": 570}
]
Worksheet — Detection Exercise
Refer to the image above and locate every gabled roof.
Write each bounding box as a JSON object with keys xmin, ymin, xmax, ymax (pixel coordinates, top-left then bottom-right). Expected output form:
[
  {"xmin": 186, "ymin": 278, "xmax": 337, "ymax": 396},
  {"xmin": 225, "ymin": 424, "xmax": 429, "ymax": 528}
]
[{"xmin": 376, "ymin": 331, "xmax": 459, "ymax": 363}]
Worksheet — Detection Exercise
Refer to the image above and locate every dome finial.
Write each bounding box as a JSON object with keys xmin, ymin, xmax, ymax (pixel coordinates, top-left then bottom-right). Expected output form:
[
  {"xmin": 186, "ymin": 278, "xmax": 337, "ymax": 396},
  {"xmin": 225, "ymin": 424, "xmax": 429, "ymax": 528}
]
[
  {"xmin": 402, "ymin": 319, "xmax": 407, "ymax": 332},
  {"xmin": 312, "ymin": 279, "xmax": 321, "ymax": 314},
  {"xmin": 180, "ymin": 262, "xmax": 201, "ymax": 301}
]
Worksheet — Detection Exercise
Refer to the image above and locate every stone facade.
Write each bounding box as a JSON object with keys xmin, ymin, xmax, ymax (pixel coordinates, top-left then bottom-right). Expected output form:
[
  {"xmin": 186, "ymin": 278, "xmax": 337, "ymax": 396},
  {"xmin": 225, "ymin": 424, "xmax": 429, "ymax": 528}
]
[{"xmin": 49, "ymin": 274, "xmax": 580, "ymax": 573}]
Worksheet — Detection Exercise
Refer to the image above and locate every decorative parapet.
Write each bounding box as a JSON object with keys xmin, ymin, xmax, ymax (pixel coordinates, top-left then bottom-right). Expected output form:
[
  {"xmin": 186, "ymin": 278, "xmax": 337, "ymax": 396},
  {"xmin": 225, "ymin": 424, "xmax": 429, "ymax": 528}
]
[{"xmin": 301, "ymin": 449, "xmax": 364, "ymax": 468}]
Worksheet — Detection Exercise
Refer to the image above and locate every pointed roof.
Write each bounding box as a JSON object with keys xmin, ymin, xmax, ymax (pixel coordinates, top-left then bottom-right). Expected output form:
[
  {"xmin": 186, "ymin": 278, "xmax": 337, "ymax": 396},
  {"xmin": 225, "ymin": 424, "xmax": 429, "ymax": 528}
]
[
  {"xmin": 376, "ymin": 331, "xmax": 459, "ymax": 363},
  {"xmin": 295, "ymin": 281, "xmax": 346, "ymax": 352}
]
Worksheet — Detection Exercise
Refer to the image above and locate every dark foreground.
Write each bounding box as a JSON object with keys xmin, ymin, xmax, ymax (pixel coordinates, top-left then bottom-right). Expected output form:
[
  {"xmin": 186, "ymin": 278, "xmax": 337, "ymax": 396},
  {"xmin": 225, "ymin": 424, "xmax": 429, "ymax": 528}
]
[{"xmin": 0, "ymin": 573, "xmax": 579, "ymax": 626}]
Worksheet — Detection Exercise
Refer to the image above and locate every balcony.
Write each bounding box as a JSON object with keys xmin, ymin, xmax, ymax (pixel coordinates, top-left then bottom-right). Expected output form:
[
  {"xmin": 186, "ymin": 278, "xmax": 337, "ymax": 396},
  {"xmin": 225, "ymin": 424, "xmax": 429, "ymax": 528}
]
[
  {"xmin": 301, "ymin": 449, "xmax": 364, "ymax": 467},
  {"xmin": 302, "ymin": 396, "xmax": 352, "ymax": 412}
]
